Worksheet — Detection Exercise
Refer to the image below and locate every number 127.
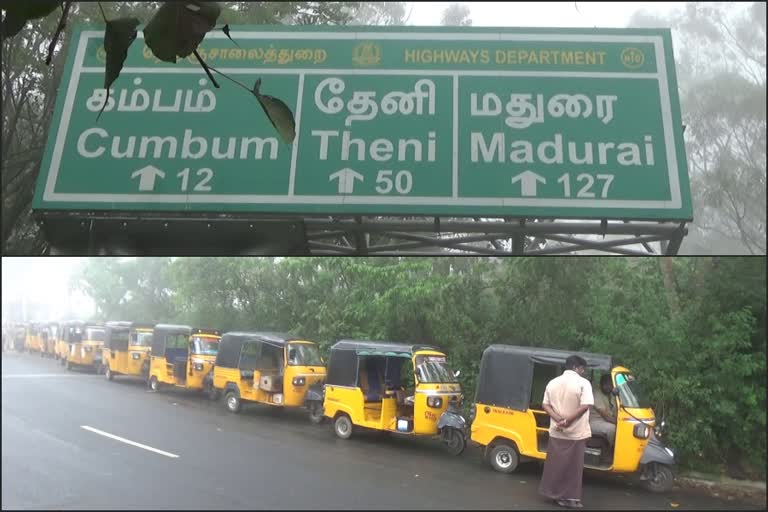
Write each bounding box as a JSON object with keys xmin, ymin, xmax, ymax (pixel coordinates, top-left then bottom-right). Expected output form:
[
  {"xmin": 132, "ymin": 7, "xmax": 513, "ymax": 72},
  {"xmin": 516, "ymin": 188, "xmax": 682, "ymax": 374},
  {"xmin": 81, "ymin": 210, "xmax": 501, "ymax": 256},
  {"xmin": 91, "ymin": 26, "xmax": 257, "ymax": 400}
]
[{"xmin": 557, "ymin": 173, "xmax": 614, "ymax": 198}]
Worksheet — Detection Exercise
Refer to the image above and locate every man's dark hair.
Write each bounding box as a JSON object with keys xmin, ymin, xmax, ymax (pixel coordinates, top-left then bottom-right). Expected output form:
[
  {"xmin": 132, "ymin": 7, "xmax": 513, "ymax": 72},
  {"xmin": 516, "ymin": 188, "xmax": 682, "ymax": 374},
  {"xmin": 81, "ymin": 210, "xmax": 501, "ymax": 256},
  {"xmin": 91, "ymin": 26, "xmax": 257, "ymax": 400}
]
[
  {"xmin": 600, "ymin": 374, "xmax": 613, "ymax": 386},
  {"xmin": 565, "ymin": 355, "xmax": 587, "ymax": 370}
]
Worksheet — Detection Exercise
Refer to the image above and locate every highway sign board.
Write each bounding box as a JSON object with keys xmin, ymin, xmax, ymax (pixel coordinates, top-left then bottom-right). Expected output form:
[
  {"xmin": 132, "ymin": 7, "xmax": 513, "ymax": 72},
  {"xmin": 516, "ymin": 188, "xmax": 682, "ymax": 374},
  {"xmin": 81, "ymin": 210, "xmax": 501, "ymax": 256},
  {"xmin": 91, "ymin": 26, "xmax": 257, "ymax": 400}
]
[{"xmin": 33, "ymin": 25, "xmax": 692, "ymax": 220}]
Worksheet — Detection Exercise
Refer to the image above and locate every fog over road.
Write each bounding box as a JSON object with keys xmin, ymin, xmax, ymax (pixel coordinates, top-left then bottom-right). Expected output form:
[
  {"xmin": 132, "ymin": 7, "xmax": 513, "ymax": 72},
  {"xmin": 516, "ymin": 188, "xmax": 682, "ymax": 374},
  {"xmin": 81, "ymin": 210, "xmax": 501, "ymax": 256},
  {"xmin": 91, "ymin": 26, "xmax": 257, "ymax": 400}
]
[{"xmin": 2, "ymin": 352, "xmax": 759, "ymax": 510}]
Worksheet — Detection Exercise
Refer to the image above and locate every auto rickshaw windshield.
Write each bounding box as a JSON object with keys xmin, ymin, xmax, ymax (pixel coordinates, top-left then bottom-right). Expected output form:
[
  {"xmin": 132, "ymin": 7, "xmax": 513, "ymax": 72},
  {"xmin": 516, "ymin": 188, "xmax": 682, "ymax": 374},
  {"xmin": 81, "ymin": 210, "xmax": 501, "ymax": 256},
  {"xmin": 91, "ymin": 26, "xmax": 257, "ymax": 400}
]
[
  {"xmin": 130, "ymin": 331, "xmax": 153, "ymax": 346},
  {"xmin": 191, "ymin": 336, "xmax": 219, "ymax": 355},
  {"xmin": 415, "ymin": 354, "xmax": 458, "ymax": 383},
  {"xmin": 287, "ymin": 343, "xmax": 323, "ymax": 366},
  {"xmin": 615, "ymin": 372, "xmax": 649, "ymax": 408}
]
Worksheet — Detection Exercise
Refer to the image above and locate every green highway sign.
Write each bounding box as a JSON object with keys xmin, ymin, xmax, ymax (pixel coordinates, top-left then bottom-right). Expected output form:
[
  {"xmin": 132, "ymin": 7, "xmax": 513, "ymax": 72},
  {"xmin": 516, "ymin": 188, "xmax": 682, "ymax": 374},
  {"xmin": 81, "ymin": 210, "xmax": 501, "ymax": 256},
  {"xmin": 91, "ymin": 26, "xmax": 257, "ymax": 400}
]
[{"xmin": 33, "ymin": 25, "xmax": 692, "ymax": 220}]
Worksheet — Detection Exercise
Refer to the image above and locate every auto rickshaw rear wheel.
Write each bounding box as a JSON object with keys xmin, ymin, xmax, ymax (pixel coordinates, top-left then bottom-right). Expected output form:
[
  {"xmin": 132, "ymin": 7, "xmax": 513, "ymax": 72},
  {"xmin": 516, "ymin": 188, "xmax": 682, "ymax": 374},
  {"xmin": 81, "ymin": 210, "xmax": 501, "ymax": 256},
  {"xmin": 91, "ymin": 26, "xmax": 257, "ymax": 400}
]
[
  {"xmin": 334, "ymin": 414, "xmax": 353, "ymax": 439},
  {"xmin": 488, "ymin": 442, "xmax": 519, "ymax": 473},
  {"xmin": 308, "ymin": 402, "xmax": 324, "ymax": 424},
  {"xmin": 225, "ymin": 390, "xmax": 241, "ymax": 413},
  {"xmin": 441, "ymin": 427, "xmax": 466, "ymax": 456},
  {"xmin": 206, "ymin": 383, "xmax": 219, "ymax": 401}
]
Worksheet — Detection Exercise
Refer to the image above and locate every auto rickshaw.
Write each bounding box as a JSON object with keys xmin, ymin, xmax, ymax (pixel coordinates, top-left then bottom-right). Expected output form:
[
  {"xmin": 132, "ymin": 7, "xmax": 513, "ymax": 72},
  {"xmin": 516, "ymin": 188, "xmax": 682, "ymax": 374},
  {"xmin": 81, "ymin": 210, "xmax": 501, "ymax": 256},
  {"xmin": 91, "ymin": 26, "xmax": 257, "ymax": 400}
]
[
  {"xmin": 41, "ymin": 322, "xmax": 59, "ymax": 358},
  {"xmin": 24, "ymin": 323, "xmax": 44, "ymax": 353},
  {"xmin": 62, "ymin": 321, "xmax": 106, "ymax": 372},
  {"xmin": 468, "ymin": 344, "xmax": 676, "ymax": 492},
  {"xmin": 103, "ymin": 321, "xmax": 154, "ymax": 382},
  {"xmin": 55, "ymin": 322, "xmax": 70, "ymax": 361},
  {"xmin": 147, "ymin": 324, "xmax": 221, "ymax": 393},
  {"xmin": 211, "ymin": 332, "xmax": 327, "ymax": 421},
  {"xmin": 322, "ymin": 340, "xmax": 468, "ymax": 455}
]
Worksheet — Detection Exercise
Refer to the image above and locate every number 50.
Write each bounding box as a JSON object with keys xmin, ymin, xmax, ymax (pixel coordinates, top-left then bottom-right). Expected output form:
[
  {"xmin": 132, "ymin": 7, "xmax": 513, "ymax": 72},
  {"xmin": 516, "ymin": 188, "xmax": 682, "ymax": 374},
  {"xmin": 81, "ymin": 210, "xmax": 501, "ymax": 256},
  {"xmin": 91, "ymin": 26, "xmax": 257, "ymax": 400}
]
[{"xmin": 375, "ymin": 170, "xmax": 413, "ymax": 194}]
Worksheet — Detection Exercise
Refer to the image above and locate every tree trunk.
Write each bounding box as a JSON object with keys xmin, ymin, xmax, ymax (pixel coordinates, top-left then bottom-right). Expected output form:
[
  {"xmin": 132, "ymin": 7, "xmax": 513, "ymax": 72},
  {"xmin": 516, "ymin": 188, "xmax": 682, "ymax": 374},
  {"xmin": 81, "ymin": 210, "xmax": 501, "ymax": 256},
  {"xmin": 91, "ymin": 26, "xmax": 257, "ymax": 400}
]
[{"xmin": 660, "ymin": 257, "xmax": 680, "ymax": 318}]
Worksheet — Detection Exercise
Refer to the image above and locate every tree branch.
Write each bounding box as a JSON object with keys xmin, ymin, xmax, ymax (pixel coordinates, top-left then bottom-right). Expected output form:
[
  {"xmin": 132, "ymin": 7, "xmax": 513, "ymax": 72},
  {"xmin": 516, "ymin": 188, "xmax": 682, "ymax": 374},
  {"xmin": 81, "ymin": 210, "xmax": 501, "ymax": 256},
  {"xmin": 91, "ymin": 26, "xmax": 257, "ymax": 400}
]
[{"xmin": 46, "ymin": 1, "xmax": 72, "ymax": 66}]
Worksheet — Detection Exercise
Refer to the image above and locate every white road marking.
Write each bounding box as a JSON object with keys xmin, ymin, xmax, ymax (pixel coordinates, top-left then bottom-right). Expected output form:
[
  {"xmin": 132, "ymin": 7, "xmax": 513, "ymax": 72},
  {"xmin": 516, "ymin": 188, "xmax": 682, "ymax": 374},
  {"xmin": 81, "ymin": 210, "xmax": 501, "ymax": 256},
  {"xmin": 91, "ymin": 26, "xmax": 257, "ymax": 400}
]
[
  {"xmin": 2, "ymin": 374, "xmax": 91, "ymax": 378},
  {"xmin": 80, "ymin": 426, "xmax": 180, "ymax": 458}
]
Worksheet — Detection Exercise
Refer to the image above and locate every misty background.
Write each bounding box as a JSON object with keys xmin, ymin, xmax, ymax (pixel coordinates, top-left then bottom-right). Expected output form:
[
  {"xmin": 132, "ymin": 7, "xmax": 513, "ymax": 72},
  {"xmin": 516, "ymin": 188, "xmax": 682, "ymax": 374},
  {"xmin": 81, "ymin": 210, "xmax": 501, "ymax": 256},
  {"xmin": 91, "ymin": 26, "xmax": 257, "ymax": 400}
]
[{"xmin": 1, "ymin": 2, "xmax": 765, "ymax": 254}]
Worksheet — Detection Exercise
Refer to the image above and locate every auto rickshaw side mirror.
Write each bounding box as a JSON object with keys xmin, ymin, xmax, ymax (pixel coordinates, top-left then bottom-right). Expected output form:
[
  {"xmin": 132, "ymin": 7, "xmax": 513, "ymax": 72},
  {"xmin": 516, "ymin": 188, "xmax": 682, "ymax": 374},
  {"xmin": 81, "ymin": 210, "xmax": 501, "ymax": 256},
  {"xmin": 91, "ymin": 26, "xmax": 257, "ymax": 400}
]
[{"xmin": 453, "ymin": 370, "xmax": 461, "ymax": 378}]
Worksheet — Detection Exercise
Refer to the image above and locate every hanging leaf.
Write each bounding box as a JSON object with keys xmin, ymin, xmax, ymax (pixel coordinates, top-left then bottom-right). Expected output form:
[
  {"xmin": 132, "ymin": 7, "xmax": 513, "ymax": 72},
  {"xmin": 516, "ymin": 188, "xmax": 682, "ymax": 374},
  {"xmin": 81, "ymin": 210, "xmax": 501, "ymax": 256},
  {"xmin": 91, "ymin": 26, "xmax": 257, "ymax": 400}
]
[
  {"xmin": 143, "ymin": 1, "xmax": 221, "ymax": 63},
  {"xmin": 98, "ymin": 17, "xmax": 140, "ymax": 121},
  {"xmin": 1, "ymin": 0, "xmax": 60, "ymax": 38},
  {"xmin": 252, "ymin": 78, "xmax": 296, "ymax": 144},
  {"xmin": 221, "ymin": 24, "xmax": 240, "ymax": 48}
]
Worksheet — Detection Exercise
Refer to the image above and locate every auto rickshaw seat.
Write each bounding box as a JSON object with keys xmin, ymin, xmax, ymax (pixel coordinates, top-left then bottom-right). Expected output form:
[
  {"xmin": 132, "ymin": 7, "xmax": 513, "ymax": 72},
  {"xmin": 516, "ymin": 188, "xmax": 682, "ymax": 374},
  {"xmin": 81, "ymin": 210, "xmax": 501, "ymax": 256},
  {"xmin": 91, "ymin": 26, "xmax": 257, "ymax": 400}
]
[{"xmin": 361, "ymin": 364, "xmax": 384, "ymax": 402}]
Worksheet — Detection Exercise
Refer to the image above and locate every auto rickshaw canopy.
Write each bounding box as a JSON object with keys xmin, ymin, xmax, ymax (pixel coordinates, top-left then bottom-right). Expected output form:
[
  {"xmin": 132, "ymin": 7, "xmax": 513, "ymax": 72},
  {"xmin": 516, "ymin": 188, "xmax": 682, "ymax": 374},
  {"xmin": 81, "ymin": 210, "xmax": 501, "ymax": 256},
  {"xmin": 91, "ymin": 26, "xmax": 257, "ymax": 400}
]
[
  {"xmin": 326, "ymin": 340, "xmax": 442, "ymax": 388},
  {"xmin": 151, "ymin": 324, "xmax": 220, "ymax": 357},
  {"xmin": 475, "ymin": 344, "xmax": 614, "ymax": 412},
  {"xmin": 215, "ymin": 332, "xmax": 302, "ymax": 369},
  {"xmin": 105, "ymin": 321, "xmax": 154, "ymax": 351}
]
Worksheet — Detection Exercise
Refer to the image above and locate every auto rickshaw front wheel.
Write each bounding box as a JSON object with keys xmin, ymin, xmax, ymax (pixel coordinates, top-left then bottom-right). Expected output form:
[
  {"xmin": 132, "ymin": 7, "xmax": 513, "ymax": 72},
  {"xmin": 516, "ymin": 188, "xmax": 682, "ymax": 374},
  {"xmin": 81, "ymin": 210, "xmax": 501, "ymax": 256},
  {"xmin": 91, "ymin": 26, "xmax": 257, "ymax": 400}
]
[
  {"xmin": 643, "ymin": 463, "xmax": 675, "ymax": 493},
  {"xmin": 225, "ymin": 390, "xmax": 242, "ymax": 413},
  {"xmin": 488, "ymin": 442, "xmax": 519, "ymax": 473},
  {"xmin": 149, "ymin": 376, "xmax": 161, "ymax": 392},
  {"xmin": 334, "ymin": 414, "xmax": 353, "ymax": 439},
  {"xmin": 105, "ymin": 367, "xmax": 114, "ymax": 381},
  {"xmin": 441, "ymin": 427, "xmax": 466, "ymax": 456}
]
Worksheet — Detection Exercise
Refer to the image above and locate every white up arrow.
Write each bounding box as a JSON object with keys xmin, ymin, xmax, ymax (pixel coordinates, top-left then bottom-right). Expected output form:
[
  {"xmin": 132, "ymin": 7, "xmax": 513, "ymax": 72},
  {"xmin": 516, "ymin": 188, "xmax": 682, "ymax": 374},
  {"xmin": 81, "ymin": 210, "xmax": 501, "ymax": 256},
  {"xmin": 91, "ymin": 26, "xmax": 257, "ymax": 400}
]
[
  {"xmin": 131, "ymin": 165, "xmax": 166, "ymax": 191},
  {"xmin": 511, "ymin": 170, "xmax": 546, "ymax": 197},
  {"xmin": 329, "ymin": 168, "xmax": 364, "ymax": 194}
]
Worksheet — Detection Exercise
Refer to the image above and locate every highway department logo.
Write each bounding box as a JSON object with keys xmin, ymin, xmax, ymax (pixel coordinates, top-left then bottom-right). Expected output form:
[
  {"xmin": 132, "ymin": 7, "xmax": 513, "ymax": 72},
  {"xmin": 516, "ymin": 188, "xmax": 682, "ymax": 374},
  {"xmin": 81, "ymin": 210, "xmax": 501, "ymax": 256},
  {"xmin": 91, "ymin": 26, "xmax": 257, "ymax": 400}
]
[
  {"xmin": 352, "ymin": 42, "xmax": 381, "ymax": 66},
  {"xmin": 620, "ymin": 47, "xmax": 645, "ymax": 69}
]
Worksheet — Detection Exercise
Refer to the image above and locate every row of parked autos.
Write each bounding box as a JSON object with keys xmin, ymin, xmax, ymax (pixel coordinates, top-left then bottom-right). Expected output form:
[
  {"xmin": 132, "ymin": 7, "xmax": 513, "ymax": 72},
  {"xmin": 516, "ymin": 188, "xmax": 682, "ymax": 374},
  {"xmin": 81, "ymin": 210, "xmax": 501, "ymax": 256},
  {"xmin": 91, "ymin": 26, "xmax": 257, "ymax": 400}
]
[{"xmin": 7, "ymin": 320, "xmax": 676, "ymax": 492}]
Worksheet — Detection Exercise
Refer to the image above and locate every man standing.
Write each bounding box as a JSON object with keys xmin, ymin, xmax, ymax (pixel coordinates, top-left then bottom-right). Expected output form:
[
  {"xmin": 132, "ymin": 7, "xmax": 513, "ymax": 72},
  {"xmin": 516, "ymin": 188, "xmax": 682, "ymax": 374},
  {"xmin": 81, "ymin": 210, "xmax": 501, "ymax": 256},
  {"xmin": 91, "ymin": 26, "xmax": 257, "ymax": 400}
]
[{"xmin": 539, "ymin": 355, "xmax": 594, "ymax": 509}]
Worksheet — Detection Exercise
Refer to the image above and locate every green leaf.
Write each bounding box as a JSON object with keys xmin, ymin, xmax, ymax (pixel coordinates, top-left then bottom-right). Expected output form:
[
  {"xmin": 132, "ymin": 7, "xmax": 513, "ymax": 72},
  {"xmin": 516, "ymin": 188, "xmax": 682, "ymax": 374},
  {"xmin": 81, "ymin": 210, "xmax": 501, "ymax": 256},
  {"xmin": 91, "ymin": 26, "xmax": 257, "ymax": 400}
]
[
  {"xmin": 143, "ymin": 1, "xmax": 221, "ymax": 63},
  {"xmin": 99, "ymin": 17, "xmax": 140, "ymax": 121},
  {"xmin": 252, "ymin": 78, "xmax": 296, "ymax": 144},
  {"xmin": 222, "ymin": 23, "xmax": 240, "ymax": 48},
  {"xmin": 1, "ymin": 0, "xmax": 60, "ymax": 38}
]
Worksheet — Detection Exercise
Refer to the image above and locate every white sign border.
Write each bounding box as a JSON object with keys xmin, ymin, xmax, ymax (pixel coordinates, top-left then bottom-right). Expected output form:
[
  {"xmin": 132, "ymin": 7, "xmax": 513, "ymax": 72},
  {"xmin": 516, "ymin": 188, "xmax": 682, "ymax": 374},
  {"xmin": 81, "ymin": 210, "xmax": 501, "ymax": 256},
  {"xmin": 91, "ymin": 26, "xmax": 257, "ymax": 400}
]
[{"xmin": 43, "ymin": 30, "xmax": 683, "ymax": 211}]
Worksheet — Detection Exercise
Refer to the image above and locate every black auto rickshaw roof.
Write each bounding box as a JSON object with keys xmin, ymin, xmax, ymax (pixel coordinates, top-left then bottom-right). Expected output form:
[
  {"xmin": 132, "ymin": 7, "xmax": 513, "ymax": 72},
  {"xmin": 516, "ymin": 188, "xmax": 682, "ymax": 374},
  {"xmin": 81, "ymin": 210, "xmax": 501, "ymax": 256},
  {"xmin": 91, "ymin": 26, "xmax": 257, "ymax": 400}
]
[
  {"xmin": 105, "ymin": 321, "xmax": 154, "ymax": 330},
  {"xmin": 475, "ymin": 344, "xmax": 615, "ymax": 412},
  {"xmin": 331, "ymin": 340, "xmax": 440, "ymax": 357},
  {"xmin": 215, "ymin": 332, "xmax": 304, "ymax": 368},
  {"xmin": 105, "ymin": 321, "xmax": 153, "ymax": 350},
  {"xmin": 151, "ymin": 324, "xmax": 219, "ymax": 355}
]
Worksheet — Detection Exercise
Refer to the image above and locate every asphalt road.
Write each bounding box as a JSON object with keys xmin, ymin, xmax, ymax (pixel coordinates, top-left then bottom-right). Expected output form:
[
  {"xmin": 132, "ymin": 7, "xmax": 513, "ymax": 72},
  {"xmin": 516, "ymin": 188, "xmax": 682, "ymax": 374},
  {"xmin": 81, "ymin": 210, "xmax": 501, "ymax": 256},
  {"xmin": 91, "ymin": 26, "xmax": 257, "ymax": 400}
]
[{"xmin": 2, "ymin": 352, "xmax": 760, "ymax": 510}]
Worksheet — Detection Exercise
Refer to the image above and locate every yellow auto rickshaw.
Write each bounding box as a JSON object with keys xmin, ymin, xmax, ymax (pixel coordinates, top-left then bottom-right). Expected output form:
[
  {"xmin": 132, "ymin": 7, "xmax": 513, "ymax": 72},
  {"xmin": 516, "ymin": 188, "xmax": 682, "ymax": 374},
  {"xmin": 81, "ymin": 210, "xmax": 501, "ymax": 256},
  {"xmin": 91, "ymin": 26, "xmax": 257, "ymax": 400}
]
[
  {"xmin": 211, "ymin": 332, "xmax": 327, "ymax": 421},
  {"xmin": 63, "ymin": 321, "xmax": 106, "ymax": 372},
  {"xmin": 103, "ymin": 321, "xmax": 153, "ymax": 382},
  {"xmin": 55, "ymin": 322, "xmax": 70, "ymax": 361},
  {"xmin": 468, "ymin": 344, "xmax": 676, "ymax": 492},
  {"xmin": 322, "ymin": 340, "xmax": 468, "ymax": 455},
  {"xmin": 41, "ymin": 322, "xmax": 59, "ymax": 358},
  {"xmin": 24, "ymin": 323, "xmax": 44, "ymax": 353},
  {"xmin": 147, "ymin": 324, "xmax": 220, "ymax": 393}
]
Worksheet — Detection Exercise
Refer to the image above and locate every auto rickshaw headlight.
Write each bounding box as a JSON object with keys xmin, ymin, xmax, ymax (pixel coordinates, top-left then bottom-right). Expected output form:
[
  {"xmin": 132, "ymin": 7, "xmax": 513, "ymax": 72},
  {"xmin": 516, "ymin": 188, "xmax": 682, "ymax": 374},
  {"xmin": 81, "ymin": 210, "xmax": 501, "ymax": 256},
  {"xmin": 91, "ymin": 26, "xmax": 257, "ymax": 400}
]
[
  {"xmin": 83, "ymin": 346, "xmax": 93, "ymax": 352},
  {"xmin": 427, "ymin": 396, "xmax": 443, "ymax": 408},
  {"xmin": 633, "ymin": 424, "xmax": 651, "ymax": 439},
  {"xmin": 193, "ymin": 362, "xmax": 204, "ymax": 371},
  {"xmin": 131, "ymin": 352, "xmax": 141, "ymax": 360},
  {"xmin": 292, "ymin": 376, "xmax": 306, "ymax": 386}
]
